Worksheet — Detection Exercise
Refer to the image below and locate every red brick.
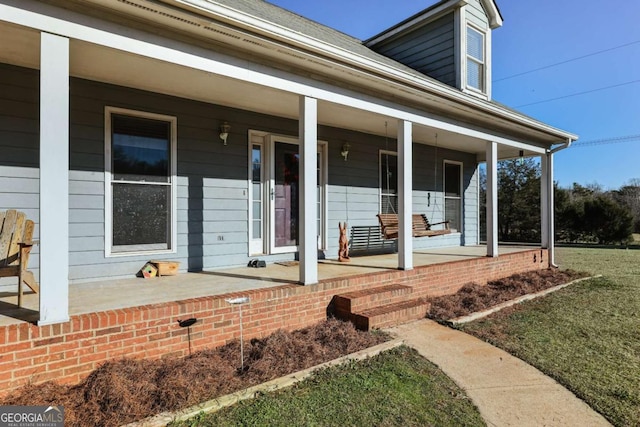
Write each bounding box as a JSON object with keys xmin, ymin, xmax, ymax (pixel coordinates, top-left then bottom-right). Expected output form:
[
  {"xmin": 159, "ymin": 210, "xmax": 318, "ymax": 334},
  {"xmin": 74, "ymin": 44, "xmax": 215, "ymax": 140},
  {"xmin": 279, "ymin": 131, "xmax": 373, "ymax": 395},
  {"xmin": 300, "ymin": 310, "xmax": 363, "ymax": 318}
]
[
  {"xmin": 47, "ymin": 357, "xmax": 79, "ymax": 371},
  {"xmin": 34, "ymin": 336, "xmax": 64, "ymax": 347},
  {"xmin": 12, "ymin": 365, "xmax": 43, "ymax": 381},
  {"xmin": 33, "ymin": 352, "xmax": 64, "ymax": 365},
  {"xmin": 78, "ymin": 352, "xmax": 108, "ymax": 365},
  {"xmin": 63, "ymin": 364, "xmax": 92, "ymax": 377},
  {"xmin": 95, "ymin": 326, "xmax": 122, "ymax": 337}
]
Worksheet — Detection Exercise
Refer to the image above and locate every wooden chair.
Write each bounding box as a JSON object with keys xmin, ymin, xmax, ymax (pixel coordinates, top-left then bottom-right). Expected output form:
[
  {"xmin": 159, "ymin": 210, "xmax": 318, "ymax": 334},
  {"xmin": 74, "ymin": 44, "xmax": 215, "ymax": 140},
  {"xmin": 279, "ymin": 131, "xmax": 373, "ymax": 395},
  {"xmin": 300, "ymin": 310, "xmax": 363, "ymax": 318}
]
[
  {"xmin": 377, "ymin": 213, "xmax": 451, "ymax": 240},
  {"xmin": 0, "ymin": 210, "xmax": 39, "ymax": 307}
]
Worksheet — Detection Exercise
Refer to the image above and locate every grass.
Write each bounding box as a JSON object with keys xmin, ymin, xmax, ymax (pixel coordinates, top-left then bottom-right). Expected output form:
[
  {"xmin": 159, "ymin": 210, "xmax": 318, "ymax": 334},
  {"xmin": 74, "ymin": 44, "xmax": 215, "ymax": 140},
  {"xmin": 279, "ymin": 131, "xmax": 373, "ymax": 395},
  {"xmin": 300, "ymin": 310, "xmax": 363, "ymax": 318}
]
[
  {"xmin": 461, "ymin": 247, "xmax": 640, "ymax": 426},
  {"xmin": 170, "ymin": 346, "xmax": 485, "ymax": 427}
]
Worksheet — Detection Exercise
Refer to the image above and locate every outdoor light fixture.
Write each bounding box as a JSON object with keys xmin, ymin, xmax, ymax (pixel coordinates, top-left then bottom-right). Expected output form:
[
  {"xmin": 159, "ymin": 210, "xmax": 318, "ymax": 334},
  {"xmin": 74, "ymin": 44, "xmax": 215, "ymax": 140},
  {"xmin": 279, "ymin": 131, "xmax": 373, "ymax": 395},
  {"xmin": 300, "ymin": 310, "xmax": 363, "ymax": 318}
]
[
  {"xmin": 219, "ymin": 121, "xmax": 231, "ymax": 145},
  {"xmin": 177, "ymin": 318, "xmax": 197, "ymax": 327},
  {"xmin": 177, "ymin": 317, "xmax": 198, "ymax": 355},
  {"xmin": 341, "ymin": 143, "xmax": 350, "ymax": 161},
  {"xmin": 226, "ymin": 296, "xmax": 250, "ymax": 371}
]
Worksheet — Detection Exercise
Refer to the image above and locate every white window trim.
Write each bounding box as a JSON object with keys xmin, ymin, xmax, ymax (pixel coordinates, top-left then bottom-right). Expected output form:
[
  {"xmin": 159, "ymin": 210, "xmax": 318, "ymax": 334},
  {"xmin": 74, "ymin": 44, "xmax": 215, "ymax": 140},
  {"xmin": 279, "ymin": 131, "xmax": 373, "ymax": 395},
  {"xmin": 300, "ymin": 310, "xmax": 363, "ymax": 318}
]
[
  {"xmin": 104, "ymin": 106, "xmax": 178, "ymax": 257},
  {"xmin": 462, "ymin": 22, "xmax": 491, "ymax": 100},
  {"xmin": 379, "ymin": 150, "xmax": 398, "ymax": 214},
  {"xmin": 443, "ymin": 160, "xmax": 463, "ymax": 233},
  {"xmin": 248, "ymin": 130, "xmax": 268, "ymax": 256}
]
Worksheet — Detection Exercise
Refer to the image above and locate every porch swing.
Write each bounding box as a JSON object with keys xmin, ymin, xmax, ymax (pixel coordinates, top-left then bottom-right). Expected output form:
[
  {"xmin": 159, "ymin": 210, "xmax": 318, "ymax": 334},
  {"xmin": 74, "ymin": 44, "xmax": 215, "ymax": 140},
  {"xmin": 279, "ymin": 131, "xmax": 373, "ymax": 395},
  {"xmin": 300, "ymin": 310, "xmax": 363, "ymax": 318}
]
[{"xmin": 376, "ymin": 127, "xmax": 451, "ymax": 240}]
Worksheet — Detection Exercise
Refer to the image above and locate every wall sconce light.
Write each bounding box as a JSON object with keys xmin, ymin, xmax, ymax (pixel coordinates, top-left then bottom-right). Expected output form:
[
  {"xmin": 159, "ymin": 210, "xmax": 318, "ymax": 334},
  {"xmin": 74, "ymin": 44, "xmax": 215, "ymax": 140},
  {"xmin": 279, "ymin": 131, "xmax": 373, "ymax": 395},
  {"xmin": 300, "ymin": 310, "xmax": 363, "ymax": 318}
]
[
  {"xmin": 219, "ymin": 121, "xmax": 231, "ymax": 145},
  {"xmin": 341, "ymin": 143, "xmax": 350, "ymax": 161}
]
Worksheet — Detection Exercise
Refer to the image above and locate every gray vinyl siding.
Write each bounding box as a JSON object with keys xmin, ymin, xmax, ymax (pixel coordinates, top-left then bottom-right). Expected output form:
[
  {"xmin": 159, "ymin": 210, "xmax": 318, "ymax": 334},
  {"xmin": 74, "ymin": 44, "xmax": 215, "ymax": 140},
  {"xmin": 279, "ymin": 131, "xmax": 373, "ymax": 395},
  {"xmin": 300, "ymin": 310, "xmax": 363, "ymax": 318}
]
[
  {"xmin": 369, "ymin": 13, "xmax": 456, "ymax": 87},
  {"xmin": 324, "ymin": 133, "xmax": 479, "ymax": 257},
  {"xmin": 0, "ymin": 62, "xmax": 480, "ymax": 284},
  {"xmin": 65, "ymin": 77, "xmax": 299, "ymax": 282},
  {"xmin": 0, "ymin": 64, "xmax": 40, "ymax": 287},
  {"xmin": 466, "ymin": 0, "xmax": 490, "ymax": 30}
]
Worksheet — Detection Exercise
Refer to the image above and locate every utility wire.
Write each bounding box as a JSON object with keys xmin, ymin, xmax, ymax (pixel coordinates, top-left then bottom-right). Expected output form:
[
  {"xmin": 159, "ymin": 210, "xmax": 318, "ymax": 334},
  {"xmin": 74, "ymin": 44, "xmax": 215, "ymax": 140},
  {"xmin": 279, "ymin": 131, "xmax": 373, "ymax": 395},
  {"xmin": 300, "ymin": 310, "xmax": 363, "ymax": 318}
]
[
  {"xmin": 515, "ymin": 79, "xmax": 640, "ymax": 108},
  {"xmin": 494, "ymin": 40, "xmax": 640, "ymax": 82},
  {"xmin": 572, "ymin": 134, "xmax": 640, "ymax": 148}
]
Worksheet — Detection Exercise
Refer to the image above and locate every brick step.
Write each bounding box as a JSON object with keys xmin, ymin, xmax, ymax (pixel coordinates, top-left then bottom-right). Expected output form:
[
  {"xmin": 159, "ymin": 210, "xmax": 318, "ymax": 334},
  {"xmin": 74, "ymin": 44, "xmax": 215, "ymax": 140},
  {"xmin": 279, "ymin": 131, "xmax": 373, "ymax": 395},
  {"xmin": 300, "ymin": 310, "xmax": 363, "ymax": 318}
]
[
  {"xmin": 333, "ymin": 284, "xmax": 413, "ymax": 315},
  {"xmin": 350, "ymin": 299, "xmax": 430, "ymax": 331}
]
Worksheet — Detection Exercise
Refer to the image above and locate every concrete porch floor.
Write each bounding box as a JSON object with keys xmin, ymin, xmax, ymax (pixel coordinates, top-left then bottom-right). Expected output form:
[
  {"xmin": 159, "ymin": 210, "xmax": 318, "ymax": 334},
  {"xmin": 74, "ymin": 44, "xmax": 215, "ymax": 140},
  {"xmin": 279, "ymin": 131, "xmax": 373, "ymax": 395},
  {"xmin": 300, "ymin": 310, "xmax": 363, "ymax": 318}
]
[{"xmin": 0, "ymin": 245, "xmax": 535, "ymax": 326}]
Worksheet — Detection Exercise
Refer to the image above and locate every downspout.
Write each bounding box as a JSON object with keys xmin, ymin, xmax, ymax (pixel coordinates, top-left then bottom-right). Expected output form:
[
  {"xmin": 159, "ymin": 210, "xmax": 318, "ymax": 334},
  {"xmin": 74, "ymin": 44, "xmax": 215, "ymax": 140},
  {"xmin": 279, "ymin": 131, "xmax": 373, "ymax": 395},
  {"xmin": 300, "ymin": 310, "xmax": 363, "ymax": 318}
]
[{"xmin": 547, "ymin": 138, "xmax": 574, "ymax": 267}]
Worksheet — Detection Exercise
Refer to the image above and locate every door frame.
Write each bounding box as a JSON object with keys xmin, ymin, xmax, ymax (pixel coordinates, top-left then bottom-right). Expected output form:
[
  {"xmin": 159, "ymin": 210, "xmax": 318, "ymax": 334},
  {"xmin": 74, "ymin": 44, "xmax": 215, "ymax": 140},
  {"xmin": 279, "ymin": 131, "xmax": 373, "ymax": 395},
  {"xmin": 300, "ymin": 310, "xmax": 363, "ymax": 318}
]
[{"xmin": 247, "ymin": 130, "xmax": 327, "ymax": 256}]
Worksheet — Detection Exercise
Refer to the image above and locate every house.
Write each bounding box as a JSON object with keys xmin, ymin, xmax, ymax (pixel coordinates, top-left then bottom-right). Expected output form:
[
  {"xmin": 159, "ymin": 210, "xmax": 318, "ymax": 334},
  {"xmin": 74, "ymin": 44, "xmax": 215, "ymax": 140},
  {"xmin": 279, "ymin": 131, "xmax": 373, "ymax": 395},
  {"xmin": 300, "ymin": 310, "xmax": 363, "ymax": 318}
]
[{"xmin": 0, "ymin": 0, "xmax": 575, "ymax": 393}]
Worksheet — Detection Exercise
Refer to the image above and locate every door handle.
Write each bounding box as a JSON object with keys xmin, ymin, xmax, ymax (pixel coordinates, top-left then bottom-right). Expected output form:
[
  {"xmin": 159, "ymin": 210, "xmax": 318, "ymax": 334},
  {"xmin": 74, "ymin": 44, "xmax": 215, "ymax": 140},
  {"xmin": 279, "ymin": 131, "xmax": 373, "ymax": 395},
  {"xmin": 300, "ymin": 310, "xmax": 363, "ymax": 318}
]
[{"xmin": 270, "ymin": 188, "xmax": 275, "ymax": 200}]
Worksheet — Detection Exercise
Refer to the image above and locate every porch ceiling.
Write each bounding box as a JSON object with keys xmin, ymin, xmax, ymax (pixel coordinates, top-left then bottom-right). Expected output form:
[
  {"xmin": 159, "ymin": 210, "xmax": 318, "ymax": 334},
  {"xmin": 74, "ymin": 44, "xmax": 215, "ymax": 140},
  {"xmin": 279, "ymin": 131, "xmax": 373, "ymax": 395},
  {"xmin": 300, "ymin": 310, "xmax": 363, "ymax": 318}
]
[{"xmin": 0, "ymin": 20, "xmax": 536, "ymax": 159}]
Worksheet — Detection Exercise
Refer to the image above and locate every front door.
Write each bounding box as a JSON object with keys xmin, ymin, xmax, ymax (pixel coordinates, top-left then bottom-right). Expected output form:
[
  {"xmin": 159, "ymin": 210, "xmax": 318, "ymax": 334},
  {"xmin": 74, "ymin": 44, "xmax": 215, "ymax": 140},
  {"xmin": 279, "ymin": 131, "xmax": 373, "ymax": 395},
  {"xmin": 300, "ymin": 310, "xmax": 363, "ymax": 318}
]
[
  {"xmin": 273, "ymin": 141, "xmax": 299, "ymax": 250},
  {"xmin": 248, "ymin": 131, "xmax": 326, "ymax": 256}
]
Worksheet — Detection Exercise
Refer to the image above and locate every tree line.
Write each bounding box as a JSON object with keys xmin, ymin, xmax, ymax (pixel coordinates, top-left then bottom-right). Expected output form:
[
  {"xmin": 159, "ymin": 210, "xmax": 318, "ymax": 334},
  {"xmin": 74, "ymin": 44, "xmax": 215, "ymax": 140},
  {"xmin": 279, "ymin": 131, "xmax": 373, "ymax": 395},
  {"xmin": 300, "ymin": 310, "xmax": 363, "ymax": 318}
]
[{"xmin": 480, "ymin": 159, "xmax": 638, "ymax": 244}]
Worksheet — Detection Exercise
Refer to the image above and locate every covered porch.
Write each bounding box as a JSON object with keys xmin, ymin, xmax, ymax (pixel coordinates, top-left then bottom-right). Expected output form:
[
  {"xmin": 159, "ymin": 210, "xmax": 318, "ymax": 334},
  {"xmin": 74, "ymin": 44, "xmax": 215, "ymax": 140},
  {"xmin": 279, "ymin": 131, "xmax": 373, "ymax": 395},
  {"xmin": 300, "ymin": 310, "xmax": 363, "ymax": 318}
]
[
  {"xmin": 0, "ymin": 0, "xmax": 570, "ymax": 326},
  {"xmin": 0, "ymin": 245, "xmax": 539, "ymax": 327}
]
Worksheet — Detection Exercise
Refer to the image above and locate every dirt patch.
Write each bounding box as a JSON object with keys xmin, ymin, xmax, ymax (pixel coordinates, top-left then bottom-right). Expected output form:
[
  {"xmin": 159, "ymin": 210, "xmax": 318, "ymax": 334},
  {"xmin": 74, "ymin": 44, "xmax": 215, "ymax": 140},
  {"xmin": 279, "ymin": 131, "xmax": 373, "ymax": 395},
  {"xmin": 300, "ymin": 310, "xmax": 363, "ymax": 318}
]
[
  {"xmin": 1, "ymin": 318, "xmax": 388, "ymax": 427},
  {"xmin": 428, "ymin": 268, "xmax": 588, "ymax": 321}
]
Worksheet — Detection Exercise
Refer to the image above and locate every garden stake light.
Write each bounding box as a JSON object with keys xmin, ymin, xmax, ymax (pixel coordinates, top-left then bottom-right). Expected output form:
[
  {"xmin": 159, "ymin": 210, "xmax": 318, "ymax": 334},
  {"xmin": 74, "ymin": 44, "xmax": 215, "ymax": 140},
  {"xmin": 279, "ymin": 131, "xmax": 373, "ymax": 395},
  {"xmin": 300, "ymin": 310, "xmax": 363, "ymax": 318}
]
[
  {"xmin": 226, "ymin": 297, "xmax": 250, "ymax": 372},
  {"xmin": 177, "ymin": 317, "xmax": 198, "ymax": 355}
]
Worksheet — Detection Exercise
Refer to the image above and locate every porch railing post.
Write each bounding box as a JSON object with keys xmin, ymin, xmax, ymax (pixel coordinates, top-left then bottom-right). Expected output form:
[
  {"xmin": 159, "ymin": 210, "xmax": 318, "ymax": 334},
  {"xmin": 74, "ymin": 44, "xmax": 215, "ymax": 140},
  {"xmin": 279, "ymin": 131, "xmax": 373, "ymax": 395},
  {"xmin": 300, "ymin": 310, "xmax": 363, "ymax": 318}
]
[
  {"xmin": 398, "ymin": 119, "xmax": 413, "ymax": 270},
  {"xmin": 298, "ymin": 96, "xmax": 318, "ymax": 285},
  {"xmin": 38, "ymin": 32, "xmax": 70, "ymax": 325},
  {"xmin": 486, "ymin": 141, "xmax": 498, "ymax": 257}
]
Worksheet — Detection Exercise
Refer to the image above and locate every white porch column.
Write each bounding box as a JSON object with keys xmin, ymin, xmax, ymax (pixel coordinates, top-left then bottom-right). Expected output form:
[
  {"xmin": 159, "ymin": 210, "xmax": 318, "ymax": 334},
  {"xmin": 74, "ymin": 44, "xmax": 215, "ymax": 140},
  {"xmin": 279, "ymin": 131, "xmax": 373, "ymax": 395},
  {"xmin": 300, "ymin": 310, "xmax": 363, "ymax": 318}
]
[
  {"xmin": 398, "ymin": 119, "xmax": 413, "ymax": 270},
  {"xmin": 541, "ymin": 153, "xmax": 550, "ymax": 249},
  {"xmin": 486, "ymin": 141, "xmax": 498, "ymax": 257},
  {"xmin": 38, "ymin": 32, "xmax": 70, "ymax": 325},
  {"xmin": 298, "ymin": 96, "xmax": 318, "ymax": 285},
  {"xmin": 547, "ymin": 152, "xmax": 556, "ymax": 266}
]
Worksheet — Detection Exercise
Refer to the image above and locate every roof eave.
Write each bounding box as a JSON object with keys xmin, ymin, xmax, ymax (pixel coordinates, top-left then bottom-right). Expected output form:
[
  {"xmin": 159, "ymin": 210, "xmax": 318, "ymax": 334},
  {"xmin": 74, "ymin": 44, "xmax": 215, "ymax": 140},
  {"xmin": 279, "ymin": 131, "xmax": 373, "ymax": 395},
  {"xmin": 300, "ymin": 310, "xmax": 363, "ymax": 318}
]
[{"xmin": 156, "ymin": 0, "xmax": 571, "ymax": 142}]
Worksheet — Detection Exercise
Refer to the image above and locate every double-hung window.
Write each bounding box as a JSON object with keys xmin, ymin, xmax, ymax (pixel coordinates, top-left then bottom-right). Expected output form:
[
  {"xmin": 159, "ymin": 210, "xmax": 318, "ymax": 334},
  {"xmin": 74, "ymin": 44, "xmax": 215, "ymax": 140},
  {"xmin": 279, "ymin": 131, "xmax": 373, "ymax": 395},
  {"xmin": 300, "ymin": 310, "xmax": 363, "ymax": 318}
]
[
  {"xmin": 466, "ymin": 26, "xmax": 485, "ymax": 92},
  {"xmin": 444, "ymin": 161, "xmax": 462, "ymax": 232},
  {"xmin": 105, "ymin": 107, "xmax": 177, "ymax": 255}
]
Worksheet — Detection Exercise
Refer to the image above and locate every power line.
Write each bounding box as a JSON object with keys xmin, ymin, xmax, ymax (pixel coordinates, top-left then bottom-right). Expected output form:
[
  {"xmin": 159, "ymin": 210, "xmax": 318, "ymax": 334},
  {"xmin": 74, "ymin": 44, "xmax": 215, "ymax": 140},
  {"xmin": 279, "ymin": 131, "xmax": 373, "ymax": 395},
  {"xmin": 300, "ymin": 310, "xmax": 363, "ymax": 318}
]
[
  {"xmin": 514, "ymin": 79, "xmax": 640, "ymax": 108},
  {"xmin": 494, "ymin": 40, "xmax": 640, "ymax": 82},
  {"xmin": 572, "ymin": 134, "xmax": 640, "ymax": 148}
]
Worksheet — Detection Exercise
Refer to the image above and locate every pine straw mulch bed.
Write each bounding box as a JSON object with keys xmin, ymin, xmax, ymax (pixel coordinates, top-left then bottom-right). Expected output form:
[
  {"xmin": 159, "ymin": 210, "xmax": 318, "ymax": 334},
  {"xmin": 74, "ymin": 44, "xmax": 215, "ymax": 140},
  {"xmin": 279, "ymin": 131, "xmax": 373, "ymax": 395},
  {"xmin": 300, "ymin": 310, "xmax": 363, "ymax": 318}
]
[
  {"xmin": 1, "ymin": 318, "xmax": 388, "ymax": 427},
  {"xmin": 428, "ymin": 268, "xmax": 588, "ymax": 321}
]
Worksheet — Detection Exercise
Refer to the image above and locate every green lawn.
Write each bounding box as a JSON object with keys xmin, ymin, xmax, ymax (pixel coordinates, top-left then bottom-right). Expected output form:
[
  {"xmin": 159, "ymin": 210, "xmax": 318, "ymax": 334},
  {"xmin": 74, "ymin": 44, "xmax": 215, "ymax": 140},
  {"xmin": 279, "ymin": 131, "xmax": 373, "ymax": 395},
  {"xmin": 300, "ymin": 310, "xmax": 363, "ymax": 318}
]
[
  {"xmin": 170, "ymin": 346, "xmax": 485, "ymax": 427},
  {"xmin": 462, "ymin": 247, "xmax": 640, "ymax": 426}
]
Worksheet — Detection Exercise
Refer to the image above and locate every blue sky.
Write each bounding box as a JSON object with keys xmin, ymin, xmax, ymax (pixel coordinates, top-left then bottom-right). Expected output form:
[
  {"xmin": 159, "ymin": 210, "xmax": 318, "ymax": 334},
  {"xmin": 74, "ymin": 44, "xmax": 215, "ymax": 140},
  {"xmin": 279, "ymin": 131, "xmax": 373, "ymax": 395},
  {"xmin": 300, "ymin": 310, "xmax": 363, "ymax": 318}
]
[{"xmin": 268, "ymin": 0, "xmax": 640, "ymax": 190}]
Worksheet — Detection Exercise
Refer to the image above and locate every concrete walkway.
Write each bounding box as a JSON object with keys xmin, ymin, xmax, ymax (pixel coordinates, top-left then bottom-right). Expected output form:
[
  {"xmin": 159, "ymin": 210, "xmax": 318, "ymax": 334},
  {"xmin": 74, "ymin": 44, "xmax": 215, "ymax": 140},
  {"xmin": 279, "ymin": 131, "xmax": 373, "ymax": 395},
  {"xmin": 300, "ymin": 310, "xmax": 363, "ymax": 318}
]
[{"xmin": 388, "ymin": 319, "xmax": 611, "ymax": 427}]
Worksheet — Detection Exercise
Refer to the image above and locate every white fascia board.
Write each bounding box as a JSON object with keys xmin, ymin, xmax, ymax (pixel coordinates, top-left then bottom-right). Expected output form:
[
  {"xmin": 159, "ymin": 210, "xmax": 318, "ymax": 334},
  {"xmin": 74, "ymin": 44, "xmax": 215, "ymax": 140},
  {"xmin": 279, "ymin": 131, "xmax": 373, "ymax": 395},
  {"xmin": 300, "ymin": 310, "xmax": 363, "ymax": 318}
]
[
  {"xmin": 157, "ymin": 0, "xmax": 574, "ymax": 141},
  {"xmin": 0, "ymin": 0, "xmax": 552, "ymax": 153},
  {"xmin": 482, "ymin": 0, "xmax": 503, "ymax": 29}
]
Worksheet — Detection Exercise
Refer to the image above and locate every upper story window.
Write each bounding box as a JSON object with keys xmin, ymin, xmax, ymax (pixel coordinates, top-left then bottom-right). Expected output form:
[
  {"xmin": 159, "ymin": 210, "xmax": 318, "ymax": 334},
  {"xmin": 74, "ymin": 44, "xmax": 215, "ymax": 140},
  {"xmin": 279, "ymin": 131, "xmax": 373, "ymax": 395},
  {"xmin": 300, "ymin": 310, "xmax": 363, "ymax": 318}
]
[{"xmin": 466, "ymin": 26, "xmax": 485, "ymax": 92}]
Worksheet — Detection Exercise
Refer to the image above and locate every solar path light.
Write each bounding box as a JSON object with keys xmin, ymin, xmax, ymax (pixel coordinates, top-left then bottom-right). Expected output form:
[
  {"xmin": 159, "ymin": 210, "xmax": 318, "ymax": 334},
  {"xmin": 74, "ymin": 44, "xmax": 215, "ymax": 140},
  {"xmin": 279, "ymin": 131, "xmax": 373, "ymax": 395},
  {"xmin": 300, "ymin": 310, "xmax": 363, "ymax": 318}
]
[{"xmin": 226, "ymin": 297, "xmax": 250, "ymax": 371}]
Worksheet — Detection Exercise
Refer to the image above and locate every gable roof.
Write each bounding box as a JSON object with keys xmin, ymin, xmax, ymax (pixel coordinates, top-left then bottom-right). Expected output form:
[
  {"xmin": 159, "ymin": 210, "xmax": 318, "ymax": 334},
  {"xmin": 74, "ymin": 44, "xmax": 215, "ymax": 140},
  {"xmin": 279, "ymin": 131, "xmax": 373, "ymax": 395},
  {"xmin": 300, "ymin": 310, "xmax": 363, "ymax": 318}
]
[{"xmin": 365, "ymin": 0, "xmax": 502, "ymax": 47}]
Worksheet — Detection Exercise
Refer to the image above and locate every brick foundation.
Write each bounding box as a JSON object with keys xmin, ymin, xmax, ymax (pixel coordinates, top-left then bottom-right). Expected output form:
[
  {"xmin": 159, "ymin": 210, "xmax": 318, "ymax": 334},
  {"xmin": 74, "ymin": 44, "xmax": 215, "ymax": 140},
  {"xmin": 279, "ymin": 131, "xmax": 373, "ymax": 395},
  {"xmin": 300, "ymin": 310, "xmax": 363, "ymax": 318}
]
[{"xmin": 0, "ymin": 249, "xmax": 548, "ymax": 396}]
